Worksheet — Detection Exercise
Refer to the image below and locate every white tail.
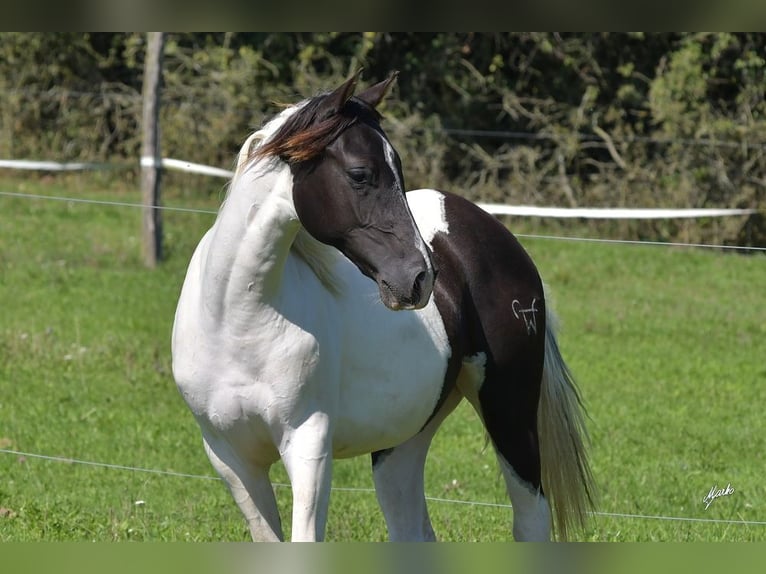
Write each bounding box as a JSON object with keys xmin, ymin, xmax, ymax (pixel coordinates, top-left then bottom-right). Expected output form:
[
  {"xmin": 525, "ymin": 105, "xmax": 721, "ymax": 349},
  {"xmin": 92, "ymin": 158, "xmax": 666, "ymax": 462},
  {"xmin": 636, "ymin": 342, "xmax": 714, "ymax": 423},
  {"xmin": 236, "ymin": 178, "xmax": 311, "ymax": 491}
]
[{"xmin": 537, "ymin": 306, "xmax": 595, "ymax": 540}]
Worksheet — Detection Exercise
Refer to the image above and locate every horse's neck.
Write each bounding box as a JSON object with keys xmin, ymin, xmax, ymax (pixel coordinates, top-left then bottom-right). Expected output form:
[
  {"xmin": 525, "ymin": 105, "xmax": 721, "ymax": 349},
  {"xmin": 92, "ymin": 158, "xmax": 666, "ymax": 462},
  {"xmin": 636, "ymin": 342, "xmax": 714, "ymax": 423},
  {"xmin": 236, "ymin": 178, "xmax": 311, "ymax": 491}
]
[
  {"xmin": 201, "ymin": 161, "xmax": 343, "ymax": 323},
  {"xmin": 203, "ymin": 163, "xmax": 300, "ymax": 313}
]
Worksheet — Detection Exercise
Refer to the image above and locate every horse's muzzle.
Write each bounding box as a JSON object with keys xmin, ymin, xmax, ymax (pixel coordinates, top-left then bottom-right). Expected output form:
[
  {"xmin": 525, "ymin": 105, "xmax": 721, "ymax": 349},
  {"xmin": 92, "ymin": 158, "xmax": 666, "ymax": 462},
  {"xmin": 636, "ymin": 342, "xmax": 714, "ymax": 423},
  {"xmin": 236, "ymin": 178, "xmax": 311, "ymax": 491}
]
[{"xmin": 378, "ymin": 265, "xmax": 436, "ymax": 311}]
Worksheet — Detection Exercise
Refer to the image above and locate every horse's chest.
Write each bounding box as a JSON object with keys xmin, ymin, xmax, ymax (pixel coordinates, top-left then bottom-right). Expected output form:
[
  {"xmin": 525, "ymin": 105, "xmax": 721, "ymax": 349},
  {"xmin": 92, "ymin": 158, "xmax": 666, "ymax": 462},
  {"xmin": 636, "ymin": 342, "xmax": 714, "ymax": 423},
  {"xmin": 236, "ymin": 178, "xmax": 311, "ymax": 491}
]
[{"xmin": 176, "ymin": 266, "xmax": 452, "ymax": 458}]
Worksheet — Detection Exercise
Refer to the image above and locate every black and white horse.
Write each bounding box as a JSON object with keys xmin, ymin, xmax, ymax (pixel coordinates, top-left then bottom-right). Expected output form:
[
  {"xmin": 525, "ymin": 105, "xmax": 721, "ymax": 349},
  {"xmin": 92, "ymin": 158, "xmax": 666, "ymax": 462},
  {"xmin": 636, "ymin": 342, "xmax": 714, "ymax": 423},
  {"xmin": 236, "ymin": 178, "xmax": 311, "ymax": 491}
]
[{"xmin": 171, "ymin": 72, "xmax": 594, "ymax": 541}]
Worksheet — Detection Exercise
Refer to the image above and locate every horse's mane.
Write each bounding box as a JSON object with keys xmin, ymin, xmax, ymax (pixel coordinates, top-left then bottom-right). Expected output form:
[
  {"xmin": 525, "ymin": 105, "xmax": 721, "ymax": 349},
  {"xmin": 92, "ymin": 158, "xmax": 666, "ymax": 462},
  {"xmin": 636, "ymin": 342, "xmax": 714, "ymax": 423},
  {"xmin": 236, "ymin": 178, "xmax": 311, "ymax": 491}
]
[
  {"xmin": 234, "ymin": 102, "xmax": 306, "ymax": 172},
  {"xmin": 251, "ymin": 94, "xmax": 382, "ymax": 164}
]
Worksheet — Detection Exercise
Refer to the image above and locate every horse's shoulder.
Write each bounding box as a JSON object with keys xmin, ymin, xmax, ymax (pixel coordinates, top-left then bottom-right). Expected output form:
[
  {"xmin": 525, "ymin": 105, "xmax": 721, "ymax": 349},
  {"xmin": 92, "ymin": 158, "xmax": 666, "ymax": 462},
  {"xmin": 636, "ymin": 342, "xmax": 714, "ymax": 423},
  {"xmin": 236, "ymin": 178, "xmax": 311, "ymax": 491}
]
[
  {"xmin": 408, "ymin": 188, "xmax": 542, "ymax": 319},
  {"xmin": 407, "ymin": 188, "xmax": 531, "ymax": 266}
]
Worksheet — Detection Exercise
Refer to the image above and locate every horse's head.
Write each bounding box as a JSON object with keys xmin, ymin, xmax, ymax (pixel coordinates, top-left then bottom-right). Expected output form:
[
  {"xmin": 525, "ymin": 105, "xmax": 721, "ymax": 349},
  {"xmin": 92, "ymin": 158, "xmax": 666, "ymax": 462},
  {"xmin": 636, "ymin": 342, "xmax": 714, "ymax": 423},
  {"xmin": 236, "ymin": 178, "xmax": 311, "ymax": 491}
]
[{"xmin": 253, "ymin": 72, "xmax": 436, "ymax": 311}]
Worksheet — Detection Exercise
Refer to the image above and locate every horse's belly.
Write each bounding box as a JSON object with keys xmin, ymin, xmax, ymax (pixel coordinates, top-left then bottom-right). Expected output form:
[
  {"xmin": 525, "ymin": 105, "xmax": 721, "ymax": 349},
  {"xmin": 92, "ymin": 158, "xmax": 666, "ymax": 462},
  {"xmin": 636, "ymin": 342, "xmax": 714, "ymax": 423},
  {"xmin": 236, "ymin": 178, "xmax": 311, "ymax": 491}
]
[
  {"xmin": 331, "ymin": 296, "xmax": 451, "ymax": 457},
  {"xmin": 331, "ymin": 380, "xmax": 443, "ymax": 458}
]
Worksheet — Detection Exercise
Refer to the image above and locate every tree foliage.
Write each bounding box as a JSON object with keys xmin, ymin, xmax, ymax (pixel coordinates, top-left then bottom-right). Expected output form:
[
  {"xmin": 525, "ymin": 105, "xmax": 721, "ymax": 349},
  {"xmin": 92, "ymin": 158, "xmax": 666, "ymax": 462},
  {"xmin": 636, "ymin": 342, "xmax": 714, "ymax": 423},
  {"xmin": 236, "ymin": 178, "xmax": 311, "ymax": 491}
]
[{"xmin": 1, "ymin": 32, "xmax": 764, "ymax": 245}]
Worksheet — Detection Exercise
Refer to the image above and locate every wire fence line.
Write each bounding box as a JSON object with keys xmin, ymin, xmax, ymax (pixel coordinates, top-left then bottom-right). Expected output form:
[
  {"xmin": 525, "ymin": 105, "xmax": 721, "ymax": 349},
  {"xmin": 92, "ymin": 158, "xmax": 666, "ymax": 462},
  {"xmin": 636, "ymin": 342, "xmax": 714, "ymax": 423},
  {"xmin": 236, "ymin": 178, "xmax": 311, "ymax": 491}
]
[
  {"xmin": 2, "ymin": 447, "xmax": 764, "ymax": 528},
  {"xmin": 512, "ymin": 233, "xmax": 766, "ymax": 253},
  {"xmin": 0, "ymin": 190, "xmax": 218, "ymax": 215},
  {"xmin": 2, "ymin": 189, "xmax": 764, "ymax": 253}
]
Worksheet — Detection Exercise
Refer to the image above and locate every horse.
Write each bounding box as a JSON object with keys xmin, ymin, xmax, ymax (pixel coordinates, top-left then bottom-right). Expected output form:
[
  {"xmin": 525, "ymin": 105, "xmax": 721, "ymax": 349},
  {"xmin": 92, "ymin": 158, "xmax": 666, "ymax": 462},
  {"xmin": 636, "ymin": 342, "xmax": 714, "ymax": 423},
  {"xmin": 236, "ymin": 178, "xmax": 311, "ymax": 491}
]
[{"xmin": 171, "ymin": 71, "xmax": 594, "ymax": 542}]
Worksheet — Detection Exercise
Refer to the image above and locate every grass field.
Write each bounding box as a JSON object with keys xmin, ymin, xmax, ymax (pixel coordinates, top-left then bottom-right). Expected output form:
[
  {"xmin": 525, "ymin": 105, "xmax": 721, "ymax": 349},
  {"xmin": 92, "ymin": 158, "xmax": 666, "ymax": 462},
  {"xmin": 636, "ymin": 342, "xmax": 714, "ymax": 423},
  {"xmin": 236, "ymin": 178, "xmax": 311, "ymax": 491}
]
[{"xmin": 1, "ymin": 172, "xmax": 764, "ymax": 542}]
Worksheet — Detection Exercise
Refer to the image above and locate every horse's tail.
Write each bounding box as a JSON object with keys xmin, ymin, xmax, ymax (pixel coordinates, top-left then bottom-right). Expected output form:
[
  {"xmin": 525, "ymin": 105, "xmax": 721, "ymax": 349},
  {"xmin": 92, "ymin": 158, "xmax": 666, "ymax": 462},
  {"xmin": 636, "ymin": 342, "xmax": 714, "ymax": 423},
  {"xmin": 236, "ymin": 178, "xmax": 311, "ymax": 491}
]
[{"xmin": 537, "ymin": 304, "xmax": 595, "ymax": 541}]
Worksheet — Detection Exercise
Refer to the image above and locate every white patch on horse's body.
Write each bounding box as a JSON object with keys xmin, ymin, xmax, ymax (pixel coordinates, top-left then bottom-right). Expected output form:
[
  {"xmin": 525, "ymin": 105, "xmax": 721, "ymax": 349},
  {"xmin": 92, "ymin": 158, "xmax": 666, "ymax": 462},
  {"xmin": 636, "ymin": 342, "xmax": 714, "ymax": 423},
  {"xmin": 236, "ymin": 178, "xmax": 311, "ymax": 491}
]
[
  {"xmin": 462, "ymin": 352, "xmax": 487, "ymax": 379},
  {"xmin": 455, "ymin": 352, "xmax": 486, "ymax": 409},
  {"xmin": 512, "ymin": 298, "xmax": 539, "ymax": 335},
  {"xmin": 405, "ymin": 189, "xmax": 449, "ymax": 249}
]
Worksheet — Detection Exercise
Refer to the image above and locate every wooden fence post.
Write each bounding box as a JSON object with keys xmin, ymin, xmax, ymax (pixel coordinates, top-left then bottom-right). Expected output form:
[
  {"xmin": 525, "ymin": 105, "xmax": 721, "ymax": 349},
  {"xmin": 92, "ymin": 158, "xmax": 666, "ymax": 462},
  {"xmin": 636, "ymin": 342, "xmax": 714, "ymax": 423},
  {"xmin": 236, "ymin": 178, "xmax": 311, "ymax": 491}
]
[{"xmin": 141, "ymin": 32, "xmax": 166, "ymax": 268}]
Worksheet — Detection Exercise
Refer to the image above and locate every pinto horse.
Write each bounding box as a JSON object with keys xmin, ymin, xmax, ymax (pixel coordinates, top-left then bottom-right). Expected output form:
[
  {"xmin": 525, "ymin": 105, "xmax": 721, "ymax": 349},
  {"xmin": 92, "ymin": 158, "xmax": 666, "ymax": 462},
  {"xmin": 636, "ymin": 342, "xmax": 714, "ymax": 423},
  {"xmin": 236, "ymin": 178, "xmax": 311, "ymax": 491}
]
[{"xmin": 171, "ymin": 72, "xmax": 594, "ymax": 541}]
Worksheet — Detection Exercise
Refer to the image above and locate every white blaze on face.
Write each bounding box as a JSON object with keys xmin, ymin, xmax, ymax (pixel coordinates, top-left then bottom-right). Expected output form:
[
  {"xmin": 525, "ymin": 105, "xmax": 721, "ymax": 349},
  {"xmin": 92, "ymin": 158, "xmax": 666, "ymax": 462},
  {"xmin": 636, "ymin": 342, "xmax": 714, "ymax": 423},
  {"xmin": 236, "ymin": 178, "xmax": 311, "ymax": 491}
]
[
  {"xmin": 381, "ymin": 134, "xmax": 404, "ymax": 195},
  {"xmin": 380, "ymin": 135, "xmax": 434, "ymax": 271}
]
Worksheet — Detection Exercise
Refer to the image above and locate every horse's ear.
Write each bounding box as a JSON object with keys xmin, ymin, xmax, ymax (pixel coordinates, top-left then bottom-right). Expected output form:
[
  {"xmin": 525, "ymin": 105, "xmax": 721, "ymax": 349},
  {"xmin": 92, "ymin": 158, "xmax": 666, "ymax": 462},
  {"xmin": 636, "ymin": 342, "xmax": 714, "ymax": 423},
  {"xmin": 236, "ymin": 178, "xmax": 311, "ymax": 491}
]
[
  {"xmin": 356, "ymin": 71, "xmax": 399, "ymax": 109},
  {"xmin": 318, "ymin": 69, "xmax": 362, "ymax": 119}
]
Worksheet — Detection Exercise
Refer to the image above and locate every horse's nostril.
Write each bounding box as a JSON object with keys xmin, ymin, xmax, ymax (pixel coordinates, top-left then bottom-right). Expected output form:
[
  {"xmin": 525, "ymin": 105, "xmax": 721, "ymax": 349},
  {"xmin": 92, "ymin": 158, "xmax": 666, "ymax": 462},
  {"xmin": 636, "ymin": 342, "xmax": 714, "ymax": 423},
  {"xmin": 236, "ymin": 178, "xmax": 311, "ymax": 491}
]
[{"xmin": 412, "ymin": 270, "xmax": 427, "ymax": 300}]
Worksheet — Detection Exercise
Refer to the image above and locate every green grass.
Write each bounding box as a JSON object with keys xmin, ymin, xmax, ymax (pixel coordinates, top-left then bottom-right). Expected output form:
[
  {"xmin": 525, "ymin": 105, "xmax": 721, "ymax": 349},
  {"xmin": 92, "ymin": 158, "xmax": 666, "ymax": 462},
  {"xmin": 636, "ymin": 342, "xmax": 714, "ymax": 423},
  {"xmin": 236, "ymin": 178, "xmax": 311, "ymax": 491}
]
[{"xmin": 0, "ymin": 173, "xmax": 764, "ymax": 541}]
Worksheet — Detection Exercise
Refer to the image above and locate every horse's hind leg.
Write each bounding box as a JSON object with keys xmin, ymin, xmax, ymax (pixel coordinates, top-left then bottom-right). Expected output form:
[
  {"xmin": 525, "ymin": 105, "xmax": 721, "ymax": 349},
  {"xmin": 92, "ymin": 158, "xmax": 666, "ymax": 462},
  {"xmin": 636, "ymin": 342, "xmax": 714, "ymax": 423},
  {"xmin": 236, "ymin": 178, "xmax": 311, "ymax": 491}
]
[
  {"xmin": 482, "ymin": 363, "xmax": 551, "ymax": 541},
  {"xmin": 460, "ymin": 348, "xmax": 551, "ymax": 541},
  {"xmin": 494, "ymin": 447, "xmax": 551, "ymax": 541},
  {"xmin": 203, "ymin": 436, "xmax": 283, "ymax": 541},
  {"xmin": 371, "ymin": 388, "xmax": 462, "ymax": 541}
]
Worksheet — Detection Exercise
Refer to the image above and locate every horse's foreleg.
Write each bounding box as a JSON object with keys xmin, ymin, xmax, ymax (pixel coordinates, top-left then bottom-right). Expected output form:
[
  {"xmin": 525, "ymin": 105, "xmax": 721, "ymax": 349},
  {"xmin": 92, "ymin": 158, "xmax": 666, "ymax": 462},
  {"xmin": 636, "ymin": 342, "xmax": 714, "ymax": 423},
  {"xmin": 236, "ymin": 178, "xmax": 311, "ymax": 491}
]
[
  {"xmin": 371, "ymin": 388, "xmax": 462, "ymax": 541},
  {"xmin": 280, "ymin": 412, "xmax": 333, "ymax": 542},
  {"xmin": 460, "ymin": 356, "xmax": 551, "ymax": 541},
  {"xmin": 203, "ymin": 437, "xmax": 283, "ymax": 541}
]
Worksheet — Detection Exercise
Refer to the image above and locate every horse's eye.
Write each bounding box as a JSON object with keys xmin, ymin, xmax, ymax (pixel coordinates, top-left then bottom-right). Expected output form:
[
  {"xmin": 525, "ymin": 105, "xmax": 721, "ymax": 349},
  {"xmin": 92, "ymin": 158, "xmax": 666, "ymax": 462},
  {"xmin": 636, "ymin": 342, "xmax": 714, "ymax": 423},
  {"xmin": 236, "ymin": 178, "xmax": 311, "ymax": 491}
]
[{"xmin": 347, "ymin": 167, "xmax": 373, "ymax": 186}]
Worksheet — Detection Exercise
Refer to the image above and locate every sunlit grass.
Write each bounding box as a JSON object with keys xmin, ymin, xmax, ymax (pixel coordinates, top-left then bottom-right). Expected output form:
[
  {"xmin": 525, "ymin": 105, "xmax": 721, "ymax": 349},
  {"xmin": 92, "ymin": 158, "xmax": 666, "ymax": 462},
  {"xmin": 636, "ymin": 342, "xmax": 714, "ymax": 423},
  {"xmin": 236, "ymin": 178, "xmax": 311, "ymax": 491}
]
[{"xmin": 1, "ymin": 173, "xmax": 764, "ymax": 541}]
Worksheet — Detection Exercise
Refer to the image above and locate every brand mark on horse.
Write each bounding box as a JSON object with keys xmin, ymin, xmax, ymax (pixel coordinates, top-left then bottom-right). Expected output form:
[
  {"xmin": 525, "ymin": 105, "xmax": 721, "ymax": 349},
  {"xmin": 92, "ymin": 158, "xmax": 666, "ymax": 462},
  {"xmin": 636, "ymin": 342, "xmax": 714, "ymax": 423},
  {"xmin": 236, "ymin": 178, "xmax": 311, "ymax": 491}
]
[{"xmin": 512, "ymin": 298, "xmax": 539, "ymax": 335}]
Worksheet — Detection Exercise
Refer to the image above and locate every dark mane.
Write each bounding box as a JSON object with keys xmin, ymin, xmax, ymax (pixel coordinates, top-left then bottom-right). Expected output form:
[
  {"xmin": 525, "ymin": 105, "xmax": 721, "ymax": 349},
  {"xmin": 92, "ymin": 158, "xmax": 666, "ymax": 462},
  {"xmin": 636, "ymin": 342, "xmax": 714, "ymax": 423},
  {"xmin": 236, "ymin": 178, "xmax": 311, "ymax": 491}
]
[{"xmin": 252, "ymin": 94, "xmax": 383, "ymax": 164}]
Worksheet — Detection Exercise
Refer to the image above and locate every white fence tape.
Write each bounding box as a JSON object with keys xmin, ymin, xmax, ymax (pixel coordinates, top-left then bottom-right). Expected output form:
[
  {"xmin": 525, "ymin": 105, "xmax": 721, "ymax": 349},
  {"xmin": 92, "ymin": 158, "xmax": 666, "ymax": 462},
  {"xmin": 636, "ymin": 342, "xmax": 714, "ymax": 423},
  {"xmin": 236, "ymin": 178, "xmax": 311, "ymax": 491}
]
[
  {"xmin": 140, "ymin": 156, "xmax": 235, "ymax": 179},
  {"xmin": 0, "ymin": 159, "xmax": 112, "ymax": 171},
  {"xmin": 477, "ymin": 204, "xmax": 757, "ymax": 219},
  {"xmin": 0, "ymin": 157, "xmax": 236, "ymax": 179},
  {"xmin": 1, "ymin": 157, "xmax": 758, "ymax": 220}
]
